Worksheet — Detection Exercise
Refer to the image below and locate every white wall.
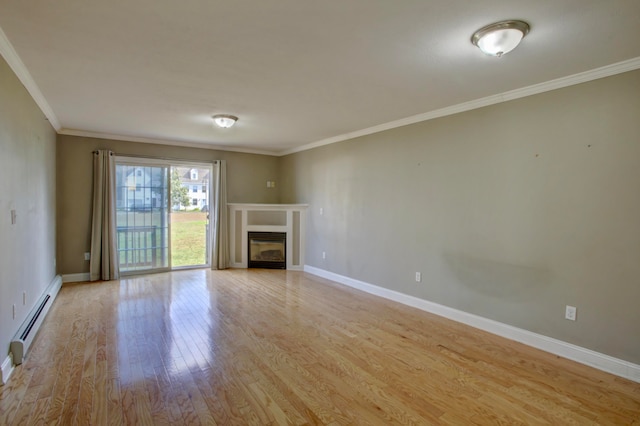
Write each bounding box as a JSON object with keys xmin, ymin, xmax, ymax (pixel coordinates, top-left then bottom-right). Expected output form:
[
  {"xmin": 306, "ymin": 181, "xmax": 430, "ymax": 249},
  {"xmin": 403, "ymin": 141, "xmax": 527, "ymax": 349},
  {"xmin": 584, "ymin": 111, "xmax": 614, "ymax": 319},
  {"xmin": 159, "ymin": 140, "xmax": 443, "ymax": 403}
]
[
  {"xmin": 280, "ymin": 69, "xmax": 640, "ymax": 365},
  {"xmin": 0, "ymin": 55, "xmax": 57, "ymax": 362}
]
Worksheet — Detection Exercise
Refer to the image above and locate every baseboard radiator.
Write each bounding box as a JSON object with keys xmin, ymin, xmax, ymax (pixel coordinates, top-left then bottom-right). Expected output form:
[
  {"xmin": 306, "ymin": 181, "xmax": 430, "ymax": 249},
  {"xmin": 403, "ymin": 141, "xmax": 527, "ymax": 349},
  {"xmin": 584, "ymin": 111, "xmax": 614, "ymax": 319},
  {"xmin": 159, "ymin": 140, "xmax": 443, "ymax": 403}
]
[{"xmin": 10, "ymin": 275, "xmax": 62, "ymax": 365}]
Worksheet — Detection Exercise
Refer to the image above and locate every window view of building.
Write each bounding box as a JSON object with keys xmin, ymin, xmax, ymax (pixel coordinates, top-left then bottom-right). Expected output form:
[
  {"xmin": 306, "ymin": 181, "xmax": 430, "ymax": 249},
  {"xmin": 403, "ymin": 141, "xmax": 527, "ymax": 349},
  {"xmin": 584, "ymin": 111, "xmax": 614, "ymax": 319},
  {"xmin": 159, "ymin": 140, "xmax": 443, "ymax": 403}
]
[
  {"xmin": 116, "ymin": 165, "xmax": 166, "ymax": 211},
  {"xmin": 171, "ymin": 167, "xmax": 210, "ymax": 211}
]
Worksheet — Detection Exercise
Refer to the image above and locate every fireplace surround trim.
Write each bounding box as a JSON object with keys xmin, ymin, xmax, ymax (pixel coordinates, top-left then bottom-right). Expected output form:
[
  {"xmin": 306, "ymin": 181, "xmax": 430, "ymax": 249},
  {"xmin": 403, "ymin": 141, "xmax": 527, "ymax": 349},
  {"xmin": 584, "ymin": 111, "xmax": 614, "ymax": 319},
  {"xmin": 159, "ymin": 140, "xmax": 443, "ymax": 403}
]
[{"xmin": 228, "ymin": 204, "xmax": 308, "ymax": 270}]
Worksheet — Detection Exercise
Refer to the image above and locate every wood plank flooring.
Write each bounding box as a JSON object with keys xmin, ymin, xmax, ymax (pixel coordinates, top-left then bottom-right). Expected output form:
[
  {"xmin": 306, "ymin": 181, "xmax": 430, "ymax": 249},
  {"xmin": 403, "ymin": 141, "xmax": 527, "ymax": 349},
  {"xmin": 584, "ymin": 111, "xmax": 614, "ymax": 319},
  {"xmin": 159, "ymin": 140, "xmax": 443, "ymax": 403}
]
[{"xmin": 1, "ymin": 269, "xmax": 639, "ymax": 425}]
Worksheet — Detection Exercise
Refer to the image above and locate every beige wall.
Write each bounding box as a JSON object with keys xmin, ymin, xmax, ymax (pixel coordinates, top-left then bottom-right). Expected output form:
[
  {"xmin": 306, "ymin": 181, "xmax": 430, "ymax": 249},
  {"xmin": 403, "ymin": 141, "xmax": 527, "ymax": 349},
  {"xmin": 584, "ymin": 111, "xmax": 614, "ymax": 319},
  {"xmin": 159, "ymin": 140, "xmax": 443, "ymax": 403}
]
[
  {"xmin": 57, "ymin": 135, "xmax": 280, "ymax": 275},
  {"xmin": 279, "ymin": 70, "xmax": 640, "ymax": 365},
  {"xmin": 0, "ymin": 55, "xmax": 57, "ymax": 358}
]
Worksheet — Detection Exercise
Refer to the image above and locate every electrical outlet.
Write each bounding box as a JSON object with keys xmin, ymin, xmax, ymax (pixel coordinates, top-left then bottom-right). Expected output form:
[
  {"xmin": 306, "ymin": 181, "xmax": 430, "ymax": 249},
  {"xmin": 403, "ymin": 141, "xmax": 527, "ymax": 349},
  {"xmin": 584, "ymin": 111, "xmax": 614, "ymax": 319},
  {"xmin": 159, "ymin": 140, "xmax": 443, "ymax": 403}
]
[
  {"xmin": 266, "ymin": 181, "xmax": 271, "ymax": 188},
  {"xmin": 84, "ymin": 252, "xmax": 91, "ymax": 261},
  {"xmin": 319, "ymin": 207, "xmax": 324, "ymax": 216},
  {"xmin": 322, "ymin": 251, "xmax": 326, "ymax": 259},
  {"xmin": 565, "ymin": 305, "xmax": 577, "ymax": 321},
  {"xmin": 415, "ymin": 272, "xmax": 421, "ymax": 282}
]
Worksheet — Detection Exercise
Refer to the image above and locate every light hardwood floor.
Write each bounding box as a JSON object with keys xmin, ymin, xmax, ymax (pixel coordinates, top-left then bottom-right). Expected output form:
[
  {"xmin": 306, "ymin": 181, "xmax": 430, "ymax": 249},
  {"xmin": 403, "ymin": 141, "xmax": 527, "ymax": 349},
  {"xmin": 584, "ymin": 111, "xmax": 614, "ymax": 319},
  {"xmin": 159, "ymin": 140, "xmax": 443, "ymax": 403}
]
[{"xmin": 1, "ymin": 269, "xmax": 639, "ymax": 425}]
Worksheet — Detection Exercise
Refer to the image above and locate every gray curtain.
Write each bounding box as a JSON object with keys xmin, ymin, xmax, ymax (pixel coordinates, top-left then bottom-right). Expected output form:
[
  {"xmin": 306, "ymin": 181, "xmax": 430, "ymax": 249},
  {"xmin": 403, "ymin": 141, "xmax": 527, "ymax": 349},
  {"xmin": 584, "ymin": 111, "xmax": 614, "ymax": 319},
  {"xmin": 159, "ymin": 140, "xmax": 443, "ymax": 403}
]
[
  {"xmin": 89, "ymin": 150, "xmax": 119, "ymax": 281},
  {"xmin": 211, "ymin": 160, "xmax": 229, "ymax": 269}
]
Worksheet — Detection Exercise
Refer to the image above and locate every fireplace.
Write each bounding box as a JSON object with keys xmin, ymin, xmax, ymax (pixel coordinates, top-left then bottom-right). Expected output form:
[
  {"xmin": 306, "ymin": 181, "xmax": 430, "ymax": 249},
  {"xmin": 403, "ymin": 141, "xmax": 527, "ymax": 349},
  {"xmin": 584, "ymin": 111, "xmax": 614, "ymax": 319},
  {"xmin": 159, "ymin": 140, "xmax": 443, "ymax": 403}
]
[{"xmin": 248, "ymin": 232, "xmax": 286, "ymax": 269}]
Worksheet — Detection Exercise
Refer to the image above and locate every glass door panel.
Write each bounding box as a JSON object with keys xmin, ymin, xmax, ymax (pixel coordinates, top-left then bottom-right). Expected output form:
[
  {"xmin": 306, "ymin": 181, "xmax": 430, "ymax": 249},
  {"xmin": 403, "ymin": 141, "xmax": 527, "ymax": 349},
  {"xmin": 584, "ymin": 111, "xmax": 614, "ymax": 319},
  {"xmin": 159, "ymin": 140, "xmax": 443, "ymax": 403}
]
[
  {"xmin": 115, "ymin": 163, "xmax": 170, "ymax": 273},
  {"xmin": 170, "ymin": 166, "xmax": 210, "ymax": 268}
]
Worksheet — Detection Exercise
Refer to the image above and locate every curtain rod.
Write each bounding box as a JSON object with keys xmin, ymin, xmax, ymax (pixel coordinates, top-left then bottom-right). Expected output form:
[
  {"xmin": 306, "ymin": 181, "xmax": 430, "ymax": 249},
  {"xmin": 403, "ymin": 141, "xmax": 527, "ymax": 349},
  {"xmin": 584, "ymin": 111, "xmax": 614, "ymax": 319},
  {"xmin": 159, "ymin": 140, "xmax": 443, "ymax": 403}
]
[{"xmin": 92, "ymin": 151, "xmax": 220, "ymax": 164}]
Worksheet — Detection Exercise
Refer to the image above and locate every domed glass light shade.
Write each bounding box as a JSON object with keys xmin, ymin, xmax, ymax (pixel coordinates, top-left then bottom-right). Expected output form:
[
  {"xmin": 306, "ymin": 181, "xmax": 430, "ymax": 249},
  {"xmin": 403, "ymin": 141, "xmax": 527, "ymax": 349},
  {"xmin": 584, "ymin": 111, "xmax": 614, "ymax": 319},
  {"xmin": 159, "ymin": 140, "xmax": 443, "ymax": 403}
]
[
  {"xmin": 471, "ymin": 20, "xmax": 530, "ymax": 57},
  {"xmin": 212, "ymin": 114, "xmax": 238, "ymax": 128}
]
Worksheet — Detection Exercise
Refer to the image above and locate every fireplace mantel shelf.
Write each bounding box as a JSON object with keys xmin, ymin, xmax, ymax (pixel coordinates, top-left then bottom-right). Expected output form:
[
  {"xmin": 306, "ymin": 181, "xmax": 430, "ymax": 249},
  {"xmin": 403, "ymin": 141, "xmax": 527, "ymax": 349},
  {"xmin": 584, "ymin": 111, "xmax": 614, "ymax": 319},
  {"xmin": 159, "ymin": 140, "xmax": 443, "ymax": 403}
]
[{"xmin": 229, "ymin": 204, "xmax": 307, "ymax": 270}]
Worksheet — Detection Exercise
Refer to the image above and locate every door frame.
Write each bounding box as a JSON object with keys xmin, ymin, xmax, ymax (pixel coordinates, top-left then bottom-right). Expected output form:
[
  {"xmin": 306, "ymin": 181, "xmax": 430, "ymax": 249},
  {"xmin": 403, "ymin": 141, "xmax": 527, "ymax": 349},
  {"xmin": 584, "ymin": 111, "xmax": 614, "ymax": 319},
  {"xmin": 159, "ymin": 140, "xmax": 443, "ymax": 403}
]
[{"xmin": 114, "ymin": 156, "xmax": 214, "ymax": 275}]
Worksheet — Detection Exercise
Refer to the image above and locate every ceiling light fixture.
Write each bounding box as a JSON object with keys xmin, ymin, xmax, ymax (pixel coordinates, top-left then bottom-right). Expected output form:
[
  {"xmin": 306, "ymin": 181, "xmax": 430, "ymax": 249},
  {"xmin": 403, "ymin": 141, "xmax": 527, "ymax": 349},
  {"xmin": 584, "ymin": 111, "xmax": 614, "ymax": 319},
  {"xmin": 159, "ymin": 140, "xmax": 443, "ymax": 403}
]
[
  {"xmin": 471, "ymin": 20, "xmax": 530, "ymax": 57},
  {"xmin": 212, "ymin": 114, "xmax": 238, "ymax": 128}
]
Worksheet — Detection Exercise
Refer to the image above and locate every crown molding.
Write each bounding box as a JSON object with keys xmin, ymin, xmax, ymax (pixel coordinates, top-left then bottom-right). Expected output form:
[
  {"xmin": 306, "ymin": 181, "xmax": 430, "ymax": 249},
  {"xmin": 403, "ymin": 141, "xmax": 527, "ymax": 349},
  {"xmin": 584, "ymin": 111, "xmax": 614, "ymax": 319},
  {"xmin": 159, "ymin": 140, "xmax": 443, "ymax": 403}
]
[
  {"xmin": 279, "ymin": 56, "xmax": 640, "ymax": 157},
  {"xmin": 54, "ymin": 55, "xmax": 640, "ymax": 158},
  {"xmin": 2, "ymin": 18, "xmax": 639, "ymax": 159},
  {"xmin": 58, "ymin": 128, "xmax": 280, "ymax": 157},
  {"xmin": 0, "ymin": 26, "xmax": 61, "ymax": 130}
]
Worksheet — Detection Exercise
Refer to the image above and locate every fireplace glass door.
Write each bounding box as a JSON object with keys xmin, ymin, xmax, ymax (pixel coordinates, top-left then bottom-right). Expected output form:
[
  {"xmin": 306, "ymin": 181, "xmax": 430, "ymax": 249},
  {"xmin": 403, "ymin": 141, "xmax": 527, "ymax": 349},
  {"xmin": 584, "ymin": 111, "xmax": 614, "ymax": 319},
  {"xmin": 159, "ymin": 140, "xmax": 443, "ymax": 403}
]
[{"xmin": 248, "ymin": 232, "xmax": 286, "ymax": 269}]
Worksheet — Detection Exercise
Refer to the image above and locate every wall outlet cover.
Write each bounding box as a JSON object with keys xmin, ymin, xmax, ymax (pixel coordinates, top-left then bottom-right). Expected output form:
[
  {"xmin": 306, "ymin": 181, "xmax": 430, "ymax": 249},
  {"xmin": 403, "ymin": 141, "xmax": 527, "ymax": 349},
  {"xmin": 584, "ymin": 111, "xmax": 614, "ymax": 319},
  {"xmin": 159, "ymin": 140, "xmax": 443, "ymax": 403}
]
[{"xmin": 565, "ymin": 305, "xmax": 577, "ymax": 321}]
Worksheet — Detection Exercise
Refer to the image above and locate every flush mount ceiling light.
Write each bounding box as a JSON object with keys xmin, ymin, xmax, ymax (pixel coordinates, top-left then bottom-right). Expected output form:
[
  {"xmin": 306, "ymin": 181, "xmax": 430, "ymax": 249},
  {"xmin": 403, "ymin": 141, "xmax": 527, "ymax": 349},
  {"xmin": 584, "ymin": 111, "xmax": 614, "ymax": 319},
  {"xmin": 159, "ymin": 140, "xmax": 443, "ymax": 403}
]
[
  {"xmin": 212, "ymin": 114, "xmax": 238, "ymax": 128},
  {"xmin": 471, "ymin": 20, "xmax": 530, "ymax": 57}
]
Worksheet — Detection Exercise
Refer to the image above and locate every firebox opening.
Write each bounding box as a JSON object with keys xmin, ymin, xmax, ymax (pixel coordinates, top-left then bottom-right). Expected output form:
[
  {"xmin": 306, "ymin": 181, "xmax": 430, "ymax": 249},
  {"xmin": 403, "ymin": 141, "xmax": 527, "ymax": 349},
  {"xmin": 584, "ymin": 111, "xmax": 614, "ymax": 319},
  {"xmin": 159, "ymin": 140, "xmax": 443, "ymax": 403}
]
[{"xmin": 248, "ymin": 232, "xmax": 286, "ymax": 269}]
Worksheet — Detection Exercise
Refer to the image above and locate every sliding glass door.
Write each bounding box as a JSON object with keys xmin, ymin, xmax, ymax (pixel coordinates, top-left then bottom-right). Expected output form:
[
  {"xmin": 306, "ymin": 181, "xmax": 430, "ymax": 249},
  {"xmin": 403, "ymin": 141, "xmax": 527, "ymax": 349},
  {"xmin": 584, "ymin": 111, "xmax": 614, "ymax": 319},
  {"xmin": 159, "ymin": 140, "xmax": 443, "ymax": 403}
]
[
  {"xmin": 115, "ymin": 162, "xmax": 170, "ymax": 273},
  {"xmin": 114, "ymin": 158, "xmax": 213, "ymax": 274}
]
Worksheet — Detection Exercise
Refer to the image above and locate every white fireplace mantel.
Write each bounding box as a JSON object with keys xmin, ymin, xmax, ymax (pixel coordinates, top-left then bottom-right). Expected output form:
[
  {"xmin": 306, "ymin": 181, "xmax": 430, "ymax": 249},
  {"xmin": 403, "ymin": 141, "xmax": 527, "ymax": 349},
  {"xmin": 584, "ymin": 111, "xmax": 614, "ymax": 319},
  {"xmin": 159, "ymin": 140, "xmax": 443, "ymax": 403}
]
[{"xmin": 228, "ymin": 203, "xmax": 308, "ymax": 270}]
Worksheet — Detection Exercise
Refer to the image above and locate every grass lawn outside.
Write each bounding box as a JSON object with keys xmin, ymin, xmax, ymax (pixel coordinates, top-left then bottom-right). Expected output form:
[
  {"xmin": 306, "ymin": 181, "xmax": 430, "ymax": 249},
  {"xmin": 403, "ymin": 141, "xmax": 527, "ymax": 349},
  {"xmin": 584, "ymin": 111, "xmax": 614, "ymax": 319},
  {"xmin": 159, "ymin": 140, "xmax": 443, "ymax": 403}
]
[{"xmin": 171, "ymin": 212, "xmax": 209, "ymax": 267}]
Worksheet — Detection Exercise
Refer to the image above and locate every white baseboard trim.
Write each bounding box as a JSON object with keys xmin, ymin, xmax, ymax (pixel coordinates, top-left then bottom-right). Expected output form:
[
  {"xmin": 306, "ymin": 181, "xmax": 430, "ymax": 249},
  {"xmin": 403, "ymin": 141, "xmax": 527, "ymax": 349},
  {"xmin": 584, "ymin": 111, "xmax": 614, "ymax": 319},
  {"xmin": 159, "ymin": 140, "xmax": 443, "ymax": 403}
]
[
  {"xmin": 304, "ymin": 265, "xmax": 640, "ymax": 384},
  {"xmin": 1, "ymin": 354, "xmax": 14, "ymax": 386},
  {"xmin": 62, "ymin": 273, "xmax": 90, "ymax": 283}
]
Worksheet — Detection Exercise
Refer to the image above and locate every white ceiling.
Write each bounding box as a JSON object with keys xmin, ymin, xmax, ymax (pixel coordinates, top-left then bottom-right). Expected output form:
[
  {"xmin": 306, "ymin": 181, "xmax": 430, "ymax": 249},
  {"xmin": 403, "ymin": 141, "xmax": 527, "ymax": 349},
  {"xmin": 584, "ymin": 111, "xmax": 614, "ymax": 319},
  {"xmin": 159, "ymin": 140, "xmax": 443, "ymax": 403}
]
[{"xmin": 1, "ymin": 1, "xmax": 639, "ymax": 155}]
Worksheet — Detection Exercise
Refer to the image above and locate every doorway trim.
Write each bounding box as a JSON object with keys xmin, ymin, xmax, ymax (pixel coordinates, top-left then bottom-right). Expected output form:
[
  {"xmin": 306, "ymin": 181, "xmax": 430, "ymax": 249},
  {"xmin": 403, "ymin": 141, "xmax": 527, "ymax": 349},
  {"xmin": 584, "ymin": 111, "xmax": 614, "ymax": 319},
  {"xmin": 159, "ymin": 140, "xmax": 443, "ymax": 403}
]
[{"xmin": 114, "ymin": 156, "xmax": 214, "ymax": 275}]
